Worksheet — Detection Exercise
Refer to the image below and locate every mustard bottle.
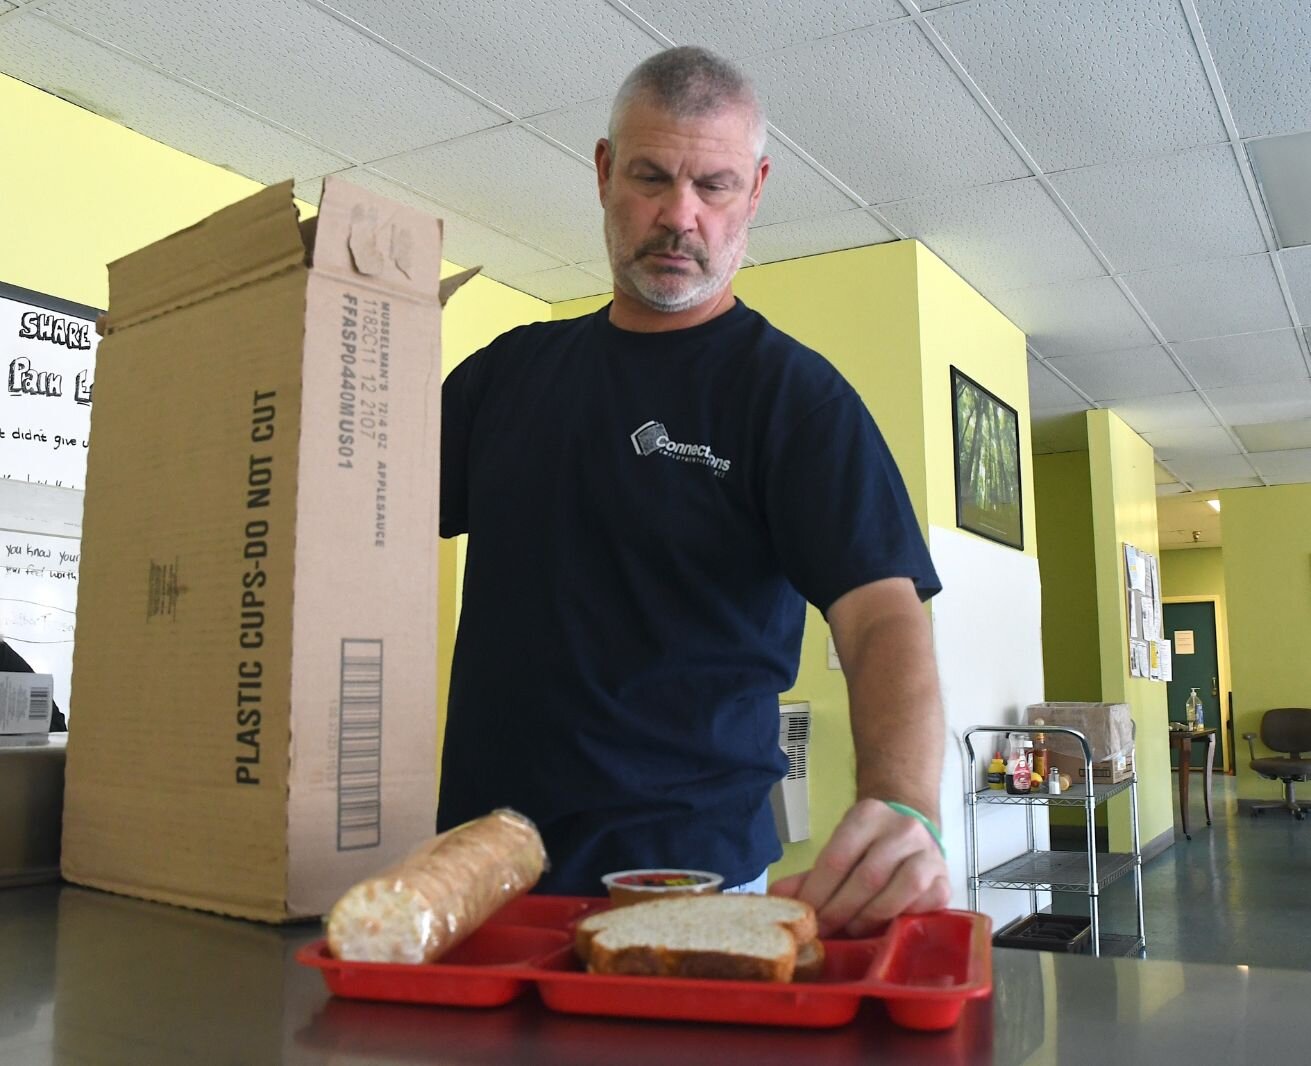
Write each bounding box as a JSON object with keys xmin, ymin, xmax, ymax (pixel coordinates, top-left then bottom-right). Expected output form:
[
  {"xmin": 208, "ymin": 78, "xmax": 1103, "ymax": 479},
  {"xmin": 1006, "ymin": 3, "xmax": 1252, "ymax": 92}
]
[{"xmin": 987, "ymin": 751, "xmax": 1006, "ymax": 790}]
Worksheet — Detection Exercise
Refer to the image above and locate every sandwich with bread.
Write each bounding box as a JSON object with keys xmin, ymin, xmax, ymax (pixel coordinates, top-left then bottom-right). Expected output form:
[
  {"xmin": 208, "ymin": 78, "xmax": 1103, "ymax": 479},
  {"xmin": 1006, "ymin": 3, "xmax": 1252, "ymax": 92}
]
[{"xmin": 575, "ymin": 893, "xmax": 825, "ymax": 982}]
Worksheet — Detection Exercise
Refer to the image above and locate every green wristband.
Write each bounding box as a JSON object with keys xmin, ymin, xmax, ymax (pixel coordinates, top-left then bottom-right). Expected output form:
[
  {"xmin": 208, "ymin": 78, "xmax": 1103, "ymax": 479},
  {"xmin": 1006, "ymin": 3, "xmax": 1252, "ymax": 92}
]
[{"xmin": 885, "ymin": 801, "xmax": 947, "ymax": 858}]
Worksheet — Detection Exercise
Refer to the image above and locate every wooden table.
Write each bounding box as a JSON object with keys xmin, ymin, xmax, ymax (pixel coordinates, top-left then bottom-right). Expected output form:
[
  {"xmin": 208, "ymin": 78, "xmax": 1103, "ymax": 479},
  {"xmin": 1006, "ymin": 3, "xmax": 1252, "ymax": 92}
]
[{"xmin": 1170, "ymin": 726, "xmax": 1217, "ymax": 840}]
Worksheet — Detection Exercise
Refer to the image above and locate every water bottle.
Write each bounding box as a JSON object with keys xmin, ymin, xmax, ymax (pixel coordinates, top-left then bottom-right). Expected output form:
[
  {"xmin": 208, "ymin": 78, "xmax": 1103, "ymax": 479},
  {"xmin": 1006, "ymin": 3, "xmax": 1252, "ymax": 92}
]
[{"xmin": 1185, "ymin": 688, "xmax": 1202, "ymax": 730}]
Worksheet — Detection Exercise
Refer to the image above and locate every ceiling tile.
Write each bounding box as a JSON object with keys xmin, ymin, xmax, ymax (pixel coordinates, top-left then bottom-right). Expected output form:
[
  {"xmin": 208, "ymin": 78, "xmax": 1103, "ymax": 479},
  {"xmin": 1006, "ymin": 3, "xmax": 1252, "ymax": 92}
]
[
  {"xmin": 747, "ymin": 144, "xmax": 858, "ymax": 228},
  {"xmin": 1030, "ymin": 406, "xmax": 1090, "ymax": 453},
  {"xmin": 0, "ymin": 2, "xmax": 18, "ymax": 12},
  {"xmin": 1204, "ymin": 379, "xmax": 1311, "ymax": 427},
  {"xmin": 526, "ymin": 97, "xmax": 612, "ymax": 157},
  {"xmin": 1048, "ymin": 144, "xmax": 1266, "ymax": 273},
  {"xmin": 1234, "ymin": 419, "xmax": 1311, "ymax": 454},
  {"xmin": 325, "ymin": 1, "xmax": 658, "ymax": 117},
  {"xmin": 1124, "ymin": 255, "xmax": 1292, "ymax": 343},
  {"xmin": 1140, "ymin": 425, "xmax": 1241, "ymax": 461},
  {"xmin": 1194, "ymin": 0, "xmax": 1311, "ymax": 139},
  {"xmin": 1171, "ymin": 329, "xmax": 1308, "ymax": 388},
  {"xmin": 988, "ymin": 276, "xmax": 1156, "ymax": 358},
  {"xmin": 742, "ymin": 21, "xmax": 1028, "ymax": 204},
  {"xmin": 929, "ymin": 0, "xmax": 1226, "ymax": 172},
  {"xmin": 1027, "ymin": 359, "xmax": 1088, "ymax": 410},
  {"xmin": 1105, "ymin": 392, "xmax": 1217, "ymax": 435},
  {"xmin": 342, "ymin": 169, "xmax": 567, "ymax": 277},
  {"xmin": 0, "ymin": 14, "xmax": 345, "ymax": 184},
  {"xmin": 881, "ymin": 178, "xmax": 1103, "ymax": 293},
  {"xmin": 1164, "ymin": 453, "xmax": 1260, "ymax": 489},
  {"xmin": 1249, "ymin": 448, "xmax": 1311, "ymax": 484},
  {"xmin": 745, "ymin": 209, "xmax": 895, "ymax": 264},
  {"xmin": 1156, "ymin": 483, "xmax": 1191, "ymax": 496},
  {"xmin": 372, "ymin": 126, "xmax": 606, "ymax": 264},
  {"xmin": 1280, "ymin": 246, "xmax": 1311, "ymax": 323},
  {"xmin": 502, "ymin": 265, "xmax": 612, "ymax": 303},
  {"xmin": 40, "ymin": 0, "xmax": 503, "ymax": 160},
  {"xmin": 618, "ymin": 0, "xmax": 906, "ymax": 58},
  {"xmin": 1049, "ymin": 345, "xmax": 1189, "ymax": 402}
]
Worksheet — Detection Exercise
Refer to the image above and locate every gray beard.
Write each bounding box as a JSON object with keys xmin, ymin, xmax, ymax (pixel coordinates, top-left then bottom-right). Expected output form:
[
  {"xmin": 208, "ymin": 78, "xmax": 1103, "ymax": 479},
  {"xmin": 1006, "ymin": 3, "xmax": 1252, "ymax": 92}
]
[{"xmin": 605, "ymin": 213, "xmax": 750, "ymax": 314}]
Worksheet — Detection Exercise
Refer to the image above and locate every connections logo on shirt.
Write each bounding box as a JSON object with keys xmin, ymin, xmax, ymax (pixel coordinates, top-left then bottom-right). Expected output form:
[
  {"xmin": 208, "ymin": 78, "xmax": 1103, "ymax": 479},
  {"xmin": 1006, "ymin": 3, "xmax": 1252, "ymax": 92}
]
[{"xmin": 630, "ymin": 420, "xmax": 732, "ymax": 477}]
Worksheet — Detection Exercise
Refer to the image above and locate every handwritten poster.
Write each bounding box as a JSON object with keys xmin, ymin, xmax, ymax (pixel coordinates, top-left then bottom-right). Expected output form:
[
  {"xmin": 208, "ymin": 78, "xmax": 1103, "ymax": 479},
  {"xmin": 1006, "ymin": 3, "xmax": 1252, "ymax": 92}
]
[
  {"xmin": 1, "ymin": 285, "xmax": 99, "ymax": 490},
  {"xmin": 1, "ymin": 531, "xmax": 80, "ymax": 716}
]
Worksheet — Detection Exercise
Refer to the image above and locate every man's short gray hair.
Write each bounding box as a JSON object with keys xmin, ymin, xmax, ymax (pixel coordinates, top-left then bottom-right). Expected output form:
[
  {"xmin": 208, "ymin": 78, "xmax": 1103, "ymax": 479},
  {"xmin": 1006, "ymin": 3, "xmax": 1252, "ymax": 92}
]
[{"xmin": 608, "ymin": 46, "xmax": 768, "ymax": 161}]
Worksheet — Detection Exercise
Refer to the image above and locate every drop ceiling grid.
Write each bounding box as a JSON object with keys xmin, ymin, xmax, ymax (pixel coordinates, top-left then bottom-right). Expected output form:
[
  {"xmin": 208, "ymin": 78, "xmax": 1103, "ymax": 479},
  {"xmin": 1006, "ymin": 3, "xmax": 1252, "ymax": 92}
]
[
  {"xmin": 36, "ymin": 0, "xmax": 507, "ymax": 160},
  {"xmin": 314, "ymin": 0, "xmax": 661, "ymax": 118},
  {"xmin": 0, "ymin": 13, "xmax": 349, "ymax": 183},
  {"xmin": 616, "ymin": 0, "xmax": 910, "ymax": 59}
]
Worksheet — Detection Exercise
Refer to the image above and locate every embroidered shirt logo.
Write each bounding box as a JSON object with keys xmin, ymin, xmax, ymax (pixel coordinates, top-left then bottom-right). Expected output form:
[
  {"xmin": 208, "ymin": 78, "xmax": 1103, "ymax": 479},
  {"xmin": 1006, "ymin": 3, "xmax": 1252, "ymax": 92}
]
[{"xmin": 630, "ymin": 420, "xmax": 732, "ymax": 476}]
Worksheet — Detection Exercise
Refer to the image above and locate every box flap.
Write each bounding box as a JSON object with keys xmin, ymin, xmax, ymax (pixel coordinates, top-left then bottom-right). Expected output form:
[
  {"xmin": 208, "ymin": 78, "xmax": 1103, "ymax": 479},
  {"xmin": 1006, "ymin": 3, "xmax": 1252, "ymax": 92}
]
[
  {"xmin": 103, "ymin": 181, "xmax": 305, "ymax": 334},
  {"xmin": 439, "ymin": 265, "xmax": 481, "ymax": 306},
  {"xmin": 310, "ymin": 175, "xmax": 444, "ymax": 299}
]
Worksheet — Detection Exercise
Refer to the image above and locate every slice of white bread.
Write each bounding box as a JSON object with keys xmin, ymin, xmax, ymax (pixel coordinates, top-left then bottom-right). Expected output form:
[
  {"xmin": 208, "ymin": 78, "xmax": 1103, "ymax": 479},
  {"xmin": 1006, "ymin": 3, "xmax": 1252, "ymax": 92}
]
[{"xmin": 575, "ymin": 894, "xmax": 819, "ymax": 982}]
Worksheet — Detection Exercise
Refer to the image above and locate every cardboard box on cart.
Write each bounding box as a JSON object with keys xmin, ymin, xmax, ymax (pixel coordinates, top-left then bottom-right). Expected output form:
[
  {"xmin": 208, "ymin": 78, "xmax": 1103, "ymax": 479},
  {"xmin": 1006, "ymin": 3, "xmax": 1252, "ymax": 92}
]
[
  {"xmin": 62, "ymin": 177, "xmax": 474, "ymax": 922},
  {"xmin": 1026, "ymin": 702, "xmax": 1136, "ymax": 786}
]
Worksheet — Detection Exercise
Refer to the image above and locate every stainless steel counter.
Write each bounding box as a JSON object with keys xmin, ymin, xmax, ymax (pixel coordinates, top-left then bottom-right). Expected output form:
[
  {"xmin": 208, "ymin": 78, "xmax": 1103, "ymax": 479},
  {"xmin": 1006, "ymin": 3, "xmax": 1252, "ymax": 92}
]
[{"xmin": 1, "ymin": 882, "xmax": 1306, "ymax": 1065}]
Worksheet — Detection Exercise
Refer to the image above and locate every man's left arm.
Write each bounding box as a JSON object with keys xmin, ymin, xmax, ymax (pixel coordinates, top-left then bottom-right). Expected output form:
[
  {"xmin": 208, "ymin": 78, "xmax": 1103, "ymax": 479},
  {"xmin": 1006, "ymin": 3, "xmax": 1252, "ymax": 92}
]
[{"xmin": 770, "ymin": 576, "xmax": 951, "ymax": 936}]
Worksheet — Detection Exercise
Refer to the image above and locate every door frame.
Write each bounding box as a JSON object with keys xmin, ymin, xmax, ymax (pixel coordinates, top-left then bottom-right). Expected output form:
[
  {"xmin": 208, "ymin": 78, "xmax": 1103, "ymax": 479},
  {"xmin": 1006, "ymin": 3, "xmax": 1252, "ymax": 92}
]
[{"xmin": 1163, "ymin": 595, "xmax": 1231, "ymax": 774}]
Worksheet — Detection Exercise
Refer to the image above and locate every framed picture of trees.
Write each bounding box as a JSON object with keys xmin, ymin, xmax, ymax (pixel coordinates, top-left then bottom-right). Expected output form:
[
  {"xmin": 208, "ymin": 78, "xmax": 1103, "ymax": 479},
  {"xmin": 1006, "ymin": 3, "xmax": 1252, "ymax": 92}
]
[{"xmin": 951, "ymin": 367, "xmax": 1023, "ymax": 550}]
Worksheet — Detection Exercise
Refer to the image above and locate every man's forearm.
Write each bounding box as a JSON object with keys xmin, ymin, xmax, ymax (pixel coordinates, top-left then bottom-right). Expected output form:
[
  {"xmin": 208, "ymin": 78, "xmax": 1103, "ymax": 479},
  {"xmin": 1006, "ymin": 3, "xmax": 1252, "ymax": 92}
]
[{"xmin": 829, "ymin": 581, "xmax": 945, "ymax": 823}]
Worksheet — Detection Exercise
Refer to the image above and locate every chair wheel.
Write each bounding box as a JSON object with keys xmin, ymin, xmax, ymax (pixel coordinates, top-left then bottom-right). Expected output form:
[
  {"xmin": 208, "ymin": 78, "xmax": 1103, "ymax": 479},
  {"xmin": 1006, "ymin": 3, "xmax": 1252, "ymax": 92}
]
[
  {"xmin": 1253, "ymin": 809, "xmax": 1264, "ymax": 817},
  {"xmin": 1297, "ymin": 811, "xmax": 1306, "ymax": 821}
]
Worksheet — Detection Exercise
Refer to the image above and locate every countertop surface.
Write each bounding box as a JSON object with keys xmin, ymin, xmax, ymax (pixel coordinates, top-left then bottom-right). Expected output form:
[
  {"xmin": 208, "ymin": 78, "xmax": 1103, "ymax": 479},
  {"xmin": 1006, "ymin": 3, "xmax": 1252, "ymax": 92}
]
[{"xmin": 2, "ymin": 882, "xmax": 1305, "ymax": 1065}]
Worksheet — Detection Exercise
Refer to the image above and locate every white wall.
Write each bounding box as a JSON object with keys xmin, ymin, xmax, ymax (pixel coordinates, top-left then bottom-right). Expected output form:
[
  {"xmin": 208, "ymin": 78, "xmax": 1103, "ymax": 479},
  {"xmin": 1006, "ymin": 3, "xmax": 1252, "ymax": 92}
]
[{"xmin": 930, "ymin": 525, "xmax": 1048, "ymax": 927}]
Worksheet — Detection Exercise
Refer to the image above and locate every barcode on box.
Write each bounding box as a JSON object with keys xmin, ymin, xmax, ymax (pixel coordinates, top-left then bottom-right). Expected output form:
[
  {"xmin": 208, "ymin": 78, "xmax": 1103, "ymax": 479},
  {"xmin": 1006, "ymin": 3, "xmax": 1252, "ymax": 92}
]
[
  {"xmin": 29, "ymin": 686, "xmax": 51, "ymax": 721},
  {"xmin": 337, "ymin": 639, "xmax": 383, "ymax": 851}
]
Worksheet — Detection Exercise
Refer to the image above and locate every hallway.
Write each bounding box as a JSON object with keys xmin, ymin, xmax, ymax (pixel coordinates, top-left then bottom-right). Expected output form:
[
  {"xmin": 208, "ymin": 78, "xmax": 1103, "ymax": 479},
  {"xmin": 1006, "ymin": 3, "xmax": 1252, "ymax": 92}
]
[{"xmin": 1055, "ymin": 776, "xmax": 1310, "ymax": 970}]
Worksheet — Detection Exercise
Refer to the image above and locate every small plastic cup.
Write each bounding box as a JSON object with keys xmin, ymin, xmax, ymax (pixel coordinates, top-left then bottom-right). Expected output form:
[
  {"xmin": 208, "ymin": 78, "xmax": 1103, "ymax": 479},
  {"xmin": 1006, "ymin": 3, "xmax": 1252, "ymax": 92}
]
[{"xmin": 601, "ymin": 869, "xmax": 724, "ymax": 908}]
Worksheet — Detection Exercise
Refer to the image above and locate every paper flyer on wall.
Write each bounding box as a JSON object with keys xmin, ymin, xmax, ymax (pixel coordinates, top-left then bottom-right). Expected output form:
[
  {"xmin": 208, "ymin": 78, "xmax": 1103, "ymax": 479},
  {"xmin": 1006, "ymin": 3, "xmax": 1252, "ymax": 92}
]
[{"xmin": 1154, "ymin": 639, "xmax": 1172, "ymax": 682}]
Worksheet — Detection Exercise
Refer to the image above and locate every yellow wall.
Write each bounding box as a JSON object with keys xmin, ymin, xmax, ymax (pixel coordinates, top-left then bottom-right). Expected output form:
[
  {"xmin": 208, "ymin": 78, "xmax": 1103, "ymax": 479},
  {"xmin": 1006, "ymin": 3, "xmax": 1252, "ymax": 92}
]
[
  {"xmin": 3, "ymin": 73, "xmax": 550, "ymax": 795},
  {"xmin": 1219, "ymin": 485, "xmax": 1311, "ymax": 799},
  {"xmin": 0, "ymin": 74, "xmax": 317, "ymax": 307},
  {"xmin": 1160, "ymin": 547, "xmax": 1233, "ymax": 770},
  {"xmin": 1087, "ymin": 409, "xmax": 1172, "ymax": 847},
  {"xmin": 1033, "ymin": 451, "xmax": 1102, "ymax": 701}
]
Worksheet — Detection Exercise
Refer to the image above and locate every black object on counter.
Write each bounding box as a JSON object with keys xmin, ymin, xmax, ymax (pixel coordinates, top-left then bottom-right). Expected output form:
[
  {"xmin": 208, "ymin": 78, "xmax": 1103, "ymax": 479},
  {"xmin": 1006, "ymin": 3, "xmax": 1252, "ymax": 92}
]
[{"xmin": 993, "ymin": 913, "xmax": 1092, "ymax": 954}]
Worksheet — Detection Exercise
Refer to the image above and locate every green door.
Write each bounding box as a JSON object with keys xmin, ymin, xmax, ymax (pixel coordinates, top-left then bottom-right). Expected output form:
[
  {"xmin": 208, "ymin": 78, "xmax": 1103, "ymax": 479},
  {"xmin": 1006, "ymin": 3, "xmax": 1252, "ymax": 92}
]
[{"xmin": 1164, "ymin": 601, "xmax": 1222, "ymax": 771}]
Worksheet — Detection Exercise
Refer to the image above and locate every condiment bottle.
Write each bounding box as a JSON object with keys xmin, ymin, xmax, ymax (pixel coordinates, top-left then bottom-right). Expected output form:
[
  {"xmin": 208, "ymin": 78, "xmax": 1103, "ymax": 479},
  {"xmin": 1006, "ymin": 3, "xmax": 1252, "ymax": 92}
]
[
  {"xmin": 1005, "ymin": 733, "xmax": 1032, "ymax": 795},
  {"xmin": 1031, "ymin": 719, "xmax": 1050, "ymax": 792},
  {"xmin": 987, "ymin": 751, "xmax": 1006, "ymax": 790},
  {"xmin": 1047, "ymin": 767, "xmax": 1062, "ymax": 796}
]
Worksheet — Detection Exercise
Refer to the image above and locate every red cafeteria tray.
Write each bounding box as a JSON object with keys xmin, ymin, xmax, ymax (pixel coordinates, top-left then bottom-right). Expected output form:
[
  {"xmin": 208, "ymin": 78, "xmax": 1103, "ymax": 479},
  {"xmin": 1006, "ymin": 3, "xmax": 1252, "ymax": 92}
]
[{"xmin": 297, "ymin": 896, "xmax": 992, "ymax": 1031}]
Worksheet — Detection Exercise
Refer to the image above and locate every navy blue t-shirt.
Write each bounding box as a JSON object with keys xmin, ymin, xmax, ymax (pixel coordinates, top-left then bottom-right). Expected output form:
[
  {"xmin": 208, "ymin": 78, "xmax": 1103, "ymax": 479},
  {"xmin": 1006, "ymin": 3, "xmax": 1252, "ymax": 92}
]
[{"xmin": 437, "ymin": 300, "xmax": 939, "ymax": 894}]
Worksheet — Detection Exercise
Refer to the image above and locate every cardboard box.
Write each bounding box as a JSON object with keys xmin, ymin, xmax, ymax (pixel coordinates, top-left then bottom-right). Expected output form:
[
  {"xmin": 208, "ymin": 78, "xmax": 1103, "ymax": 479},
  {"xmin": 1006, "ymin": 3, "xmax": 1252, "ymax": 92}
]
[
  {"xmin": 1025, "ymin": 701, "xmax": 1134, "ymax": 764},
  {"xmin": 62, "ymin": 177, "xmax": 473, "ymax": 921},
  {"xmin": 1049, "ymin": 749, "xmax": 1135, "ymax": 786}
]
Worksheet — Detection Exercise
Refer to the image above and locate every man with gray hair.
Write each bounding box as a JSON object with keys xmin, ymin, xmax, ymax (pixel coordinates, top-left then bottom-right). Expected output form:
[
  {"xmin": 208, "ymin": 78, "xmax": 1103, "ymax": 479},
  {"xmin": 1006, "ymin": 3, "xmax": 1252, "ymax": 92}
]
[{"xmin": 439, "ymin": 46, "xmax": 949, "ymax": 937}]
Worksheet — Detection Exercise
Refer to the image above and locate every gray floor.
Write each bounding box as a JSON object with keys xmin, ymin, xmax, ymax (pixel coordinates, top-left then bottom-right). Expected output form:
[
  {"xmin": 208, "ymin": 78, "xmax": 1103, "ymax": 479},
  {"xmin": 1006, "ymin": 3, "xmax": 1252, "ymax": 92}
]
[{"xmin": 1053, "ymin": 774, "xmax": 1311, "ymax": 970}]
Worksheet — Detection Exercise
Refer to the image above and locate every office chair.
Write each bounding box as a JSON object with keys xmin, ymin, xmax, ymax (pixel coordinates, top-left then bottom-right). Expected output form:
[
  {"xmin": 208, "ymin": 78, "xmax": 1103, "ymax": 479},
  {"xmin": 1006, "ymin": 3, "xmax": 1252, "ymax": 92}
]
[{"xmin": 1243, "ymin": 708, "xmax": 1311, "ymax": 820}]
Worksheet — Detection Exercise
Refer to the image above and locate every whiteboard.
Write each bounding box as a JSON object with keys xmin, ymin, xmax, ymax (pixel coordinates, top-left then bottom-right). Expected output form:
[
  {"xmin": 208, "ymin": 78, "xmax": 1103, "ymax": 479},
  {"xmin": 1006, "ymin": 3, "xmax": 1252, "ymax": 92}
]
[
  {"xmin": 1, "ymin": 283, "xmax": 100, "ymax": 490},
  {"xmin": 2, "ymin": 529, "xmax": 79, "ymax": 716}
]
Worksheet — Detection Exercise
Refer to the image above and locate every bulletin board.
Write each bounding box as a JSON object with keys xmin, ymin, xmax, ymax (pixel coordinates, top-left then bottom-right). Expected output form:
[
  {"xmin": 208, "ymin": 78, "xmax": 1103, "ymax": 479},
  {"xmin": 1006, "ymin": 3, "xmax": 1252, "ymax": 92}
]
[
  {"xmin": 1, "ymin": 282, "xmax": 97, "ymax": 718},
  {"xmin": 1124, "ymin": 542, "xmax": 1171, "ymax": 681},
  {"xmin": 0, "ymin": 281, "xmax": 101, "ymax": 490}
]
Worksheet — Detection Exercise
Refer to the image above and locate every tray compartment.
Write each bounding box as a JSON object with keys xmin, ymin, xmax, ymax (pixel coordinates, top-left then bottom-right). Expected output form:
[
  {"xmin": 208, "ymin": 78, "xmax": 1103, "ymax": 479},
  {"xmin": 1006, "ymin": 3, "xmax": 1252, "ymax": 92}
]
[{"xmin": 298, "ymin": 924, "xmax": 572, "ymax": 1008}]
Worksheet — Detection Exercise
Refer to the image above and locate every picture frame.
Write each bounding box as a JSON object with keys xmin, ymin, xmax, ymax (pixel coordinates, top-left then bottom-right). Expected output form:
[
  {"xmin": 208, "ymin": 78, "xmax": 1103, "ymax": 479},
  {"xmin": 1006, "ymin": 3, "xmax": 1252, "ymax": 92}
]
[{"xmin": 951, "ymin": 366, "xmax": 1023, "ymax": 551}]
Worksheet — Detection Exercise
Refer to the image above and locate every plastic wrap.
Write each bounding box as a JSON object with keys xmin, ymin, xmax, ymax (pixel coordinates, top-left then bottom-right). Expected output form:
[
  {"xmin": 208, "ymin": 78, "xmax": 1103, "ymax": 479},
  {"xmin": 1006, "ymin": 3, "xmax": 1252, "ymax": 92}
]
[{"xmin": 326, "ymin": 808, "xmax": 547, "ymax": 964}]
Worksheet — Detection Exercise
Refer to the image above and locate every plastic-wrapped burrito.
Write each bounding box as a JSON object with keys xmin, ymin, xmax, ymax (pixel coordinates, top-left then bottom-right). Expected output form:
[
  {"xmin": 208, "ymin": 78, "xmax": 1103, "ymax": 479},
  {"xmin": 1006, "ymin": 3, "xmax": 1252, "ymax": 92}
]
[{"xmin": 327, "ymin": 808, "xmax": 547, "ymax": 963}]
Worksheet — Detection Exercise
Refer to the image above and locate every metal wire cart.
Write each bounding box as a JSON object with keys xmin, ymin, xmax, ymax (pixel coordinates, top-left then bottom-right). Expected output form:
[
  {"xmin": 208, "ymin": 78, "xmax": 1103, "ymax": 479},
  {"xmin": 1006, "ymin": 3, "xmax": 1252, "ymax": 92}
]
[{"xmin": 963, "ymin": 725, "xmax": 1146, "ymax": 958}]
